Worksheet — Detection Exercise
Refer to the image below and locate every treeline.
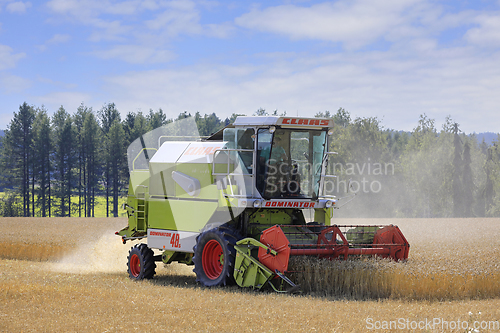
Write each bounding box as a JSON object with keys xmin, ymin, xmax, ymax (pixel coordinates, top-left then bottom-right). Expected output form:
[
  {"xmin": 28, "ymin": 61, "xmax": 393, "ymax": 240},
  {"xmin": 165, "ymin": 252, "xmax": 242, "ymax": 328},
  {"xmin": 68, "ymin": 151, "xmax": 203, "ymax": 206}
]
[
  {"xmin": 0, "ymin": 103, "xmax": 499, "ymax": 218},
  {"xmin": 319, "ymin": 109, "xmax": 500, "ymax": 218},
  {"xmin": 0, "ymin": 102, "xmax": 233, "ymax": 217}
]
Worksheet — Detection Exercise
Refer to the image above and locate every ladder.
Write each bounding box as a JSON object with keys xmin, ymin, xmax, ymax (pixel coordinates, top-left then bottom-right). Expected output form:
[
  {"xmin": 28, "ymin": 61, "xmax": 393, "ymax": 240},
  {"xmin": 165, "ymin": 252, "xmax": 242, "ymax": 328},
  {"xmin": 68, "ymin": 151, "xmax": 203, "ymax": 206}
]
[{"xmin": 135, "ymin": 186, "xmax": 147, "ymax": 232}]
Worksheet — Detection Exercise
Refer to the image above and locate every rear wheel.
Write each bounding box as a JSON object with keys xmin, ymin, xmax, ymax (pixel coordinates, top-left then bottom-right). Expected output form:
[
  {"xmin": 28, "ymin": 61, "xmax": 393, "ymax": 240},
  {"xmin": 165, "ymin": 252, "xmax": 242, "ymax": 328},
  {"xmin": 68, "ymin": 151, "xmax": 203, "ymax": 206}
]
[
  {"xmin": 193, "ymin": 226, "xmax": 240, "ymax": 287},
  {"xmin": 127, "ymin": 244, "xmax": 156, "ymax": 280}
]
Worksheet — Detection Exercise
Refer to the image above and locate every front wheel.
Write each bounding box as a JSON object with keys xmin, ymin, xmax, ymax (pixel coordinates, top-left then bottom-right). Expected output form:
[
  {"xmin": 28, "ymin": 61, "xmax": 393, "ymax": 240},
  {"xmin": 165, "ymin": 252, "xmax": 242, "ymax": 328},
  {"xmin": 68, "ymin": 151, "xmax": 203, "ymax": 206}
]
[
  {"xmin": 127, "ymin": 244, "xmax": 156, "ymax": 280},
  {"xmin": 193, "ymin": 226, "xmax": 240, "ymax": 287}
]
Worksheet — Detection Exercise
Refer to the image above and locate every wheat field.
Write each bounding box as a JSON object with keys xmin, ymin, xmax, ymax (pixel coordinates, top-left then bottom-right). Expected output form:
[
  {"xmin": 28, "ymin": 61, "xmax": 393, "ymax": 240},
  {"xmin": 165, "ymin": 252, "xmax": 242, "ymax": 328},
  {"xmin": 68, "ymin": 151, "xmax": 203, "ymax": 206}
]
[
  {"xmin": 1, "ymin": 217, "xmax": 499, "ymax": 332},
  {"xmin": 290, "ymin": 218, "xmax": 500, "ymax": 301}
]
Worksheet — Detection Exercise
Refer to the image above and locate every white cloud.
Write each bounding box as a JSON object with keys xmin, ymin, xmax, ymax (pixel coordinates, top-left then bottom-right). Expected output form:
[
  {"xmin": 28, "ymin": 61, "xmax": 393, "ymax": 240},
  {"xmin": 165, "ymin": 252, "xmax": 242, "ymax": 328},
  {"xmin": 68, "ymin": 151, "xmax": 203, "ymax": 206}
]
[
  {"xmin": 87, "ymin": 20, "xmax": 132, "ymax": 42},
  {"xmin": 0, "ymin": 44, "xmax": 25, "ymax": 70},
  {"xmin": 234, "ymin": 1, "xmax": 492, "ymax": 51},
  {"xmin": 46, "ymin": 0, "xmax": 110, "ymax": 18},
  {"xmin": 46, "ymin": 0, "xmax": 233, "ymax": 43},
  {"xmin": 44, "ymin": 0, "xmax": 232, "ymax": 65},
  {"xmin": 0, "ymin": 73, "xmax": 31, "ymax": 93},
  {"xmin": 35, "ymin": 91, "xmax": 93, "ymax": 113},
  {"xmin": 144, "ymin": 2, "xmax": 235, "ymax": 39},
  {"xmin": 145, "ymin": 8, "xmax": 200, "ymax": 34},
  {"xmin": 46, "ymin": 0, "xmax": 185, "ymax": 22},
  {"xmin": 235, "ymin": 0, "xmax": 422, "ymax": 49},
  {"xmin": 100, "ymin": 41, "xmax": 500, "ymax": 133},
  {"xmin": 48, "ymin": 33, "xmax": 71, "ymax": 44},
  {"xmin": 92, "ymin": 45, "xmax": 176, "ymax": 64},
  {"xmin": 465, "ymin": 13, "xmax": 500, "ymax": 47},
  {"xmin": 37, "ymin": 76, "xmax": 77, "ymax": 90},
  {"xmin": 205, "ymin": 22, "xmax": 234, "ymax": 38},
  {"xmin": 37, "ymin": 33, "xmax": 72, "ymax": 51},
  {"xmin": 6, "ymin": 1, "xmax": 31, "ymax": 14}
]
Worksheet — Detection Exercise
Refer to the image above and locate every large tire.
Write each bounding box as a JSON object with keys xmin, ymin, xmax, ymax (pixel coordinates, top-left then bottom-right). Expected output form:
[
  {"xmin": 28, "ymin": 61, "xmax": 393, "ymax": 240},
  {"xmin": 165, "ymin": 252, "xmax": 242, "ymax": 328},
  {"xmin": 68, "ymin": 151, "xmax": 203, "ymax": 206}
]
[
  {"xmin": 127, "ymin": 244, "xmax": 156, "ymax": 280},
  {"xmin": 193, "ymin": 226, "xmax": 240, "ymax": 287}
]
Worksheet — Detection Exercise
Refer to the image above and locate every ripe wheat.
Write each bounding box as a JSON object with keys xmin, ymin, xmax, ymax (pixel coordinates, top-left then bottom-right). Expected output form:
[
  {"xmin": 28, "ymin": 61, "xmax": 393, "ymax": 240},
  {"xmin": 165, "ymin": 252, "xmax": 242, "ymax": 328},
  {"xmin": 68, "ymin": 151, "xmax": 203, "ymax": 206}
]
[
  {"xmin": 1, "ymin": 217, "xmax": 499, "ymax": 300},
  {"xmin": 289, "ymin": 218, "xmax": 500, "ymax": 300}
]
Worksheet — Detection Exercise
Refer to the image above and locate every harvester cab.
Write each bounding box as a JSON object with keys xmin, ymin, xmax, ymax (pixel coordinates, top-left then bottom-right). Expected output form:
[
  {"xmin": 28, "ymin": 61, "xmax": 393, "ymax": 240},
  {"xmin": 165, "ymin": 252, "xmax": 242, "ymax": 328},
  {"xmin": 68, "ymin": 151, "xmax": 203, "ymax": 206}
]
[{"xmin": 117, "ymin": 116, "xmax": 409, "ymax": 291}]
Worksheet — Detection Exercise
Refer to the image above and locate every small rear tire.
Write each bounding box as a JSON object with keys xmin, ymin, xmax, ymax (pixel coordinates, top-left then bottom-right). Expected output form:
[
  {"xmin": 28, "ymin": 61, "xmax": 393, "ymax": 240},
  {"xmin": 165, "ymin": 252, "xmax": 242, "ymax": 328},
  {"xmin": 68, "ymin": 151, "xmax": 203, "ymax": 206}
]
[{"xmin": 127, "ymin": 244, "xmax": 156, "ymax": 280}]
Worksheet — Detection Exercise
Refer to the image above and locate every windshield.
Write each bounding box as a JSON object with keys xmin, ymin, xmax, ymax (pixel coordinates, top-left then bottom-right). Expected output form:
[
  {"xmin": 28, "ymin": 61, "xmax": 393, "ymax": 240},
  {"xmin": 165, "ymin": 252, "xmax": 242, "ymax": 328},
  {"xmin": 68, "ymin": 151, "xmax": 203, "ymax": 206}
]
[{"xmin": 256, "ymin": 128, "xmax": 326, "ymax": 199}]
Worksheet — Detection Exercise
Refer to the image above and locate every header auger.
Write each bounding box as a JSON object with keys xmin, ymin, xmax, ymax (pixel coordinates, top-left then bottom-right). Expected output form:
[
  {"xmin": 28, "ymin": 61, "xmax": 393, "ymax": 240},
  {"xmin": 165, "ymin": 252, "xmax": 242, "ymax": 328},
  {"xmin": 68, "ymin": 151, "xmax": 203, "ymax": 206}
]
[{"xmin": 117, "ymin": 116, "xmax": 409, "ymax": 292}]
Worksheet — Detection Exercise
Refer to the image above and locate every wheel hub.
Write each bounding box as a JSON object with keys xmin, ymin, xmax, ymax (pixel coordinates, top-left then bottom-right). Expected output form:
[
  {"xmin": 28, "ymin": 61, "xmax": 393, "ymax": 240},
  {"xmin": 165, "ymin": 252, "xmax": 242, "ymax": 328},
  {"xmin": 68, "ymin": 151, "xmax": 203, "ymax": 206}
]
[
  {"xmin": 202, "ymin": 239, "xmax": 224, "ymax": 280},
  {"xmin": 129, "ymin": 253, "xmax": 141, "ymax": 277}
]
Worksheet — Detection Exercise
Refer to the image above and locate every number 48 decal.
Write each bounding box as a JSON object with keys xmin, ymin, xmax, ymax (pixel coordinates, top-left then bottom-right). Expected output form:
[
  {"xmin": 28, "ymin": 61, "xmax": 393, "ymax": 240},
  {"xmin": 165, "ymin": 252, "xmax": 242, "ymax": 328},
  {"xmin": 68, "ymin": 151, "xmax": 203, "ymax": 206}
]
[{"xmin": 170, "ymin": 233, "xmax": 181, "ymax": 248}]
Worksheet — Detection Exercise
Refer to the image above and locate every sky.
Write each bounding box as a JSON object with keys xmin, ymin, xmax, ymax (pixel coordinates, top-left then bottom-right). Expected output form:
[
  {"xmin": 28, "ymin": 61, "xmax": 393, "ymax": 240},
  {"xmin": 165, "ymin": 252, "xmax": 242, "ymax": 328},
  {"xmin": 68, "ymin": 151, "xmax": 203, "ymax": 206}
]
[{"xmin": 1, "ymin": 0, "xmax": 500, "ymax": 134}]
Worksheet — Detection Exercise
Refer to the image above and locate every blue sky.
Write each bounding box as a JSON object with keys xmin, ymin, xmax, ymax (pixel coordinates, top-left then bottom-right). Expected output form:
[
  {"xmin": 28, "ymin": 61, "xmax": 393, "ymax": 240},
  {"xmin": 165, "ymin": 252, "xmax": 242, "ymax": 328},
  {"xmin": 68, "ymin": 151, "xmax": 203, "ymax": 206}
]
[{"xmin": 1, "ymin": 0, "xmax": 500, "ymax": 133}]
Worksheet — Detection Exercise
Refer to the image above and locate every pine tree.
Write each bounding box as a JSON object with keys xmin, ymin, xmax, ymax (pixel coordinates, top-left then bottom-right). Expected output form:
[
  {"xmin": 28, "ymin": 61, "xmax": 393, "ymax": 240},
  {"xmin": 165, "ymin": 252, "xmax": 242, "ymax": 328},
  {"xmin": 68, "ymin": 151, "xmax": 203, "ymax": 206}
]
[
  {"xmin": 107, "ymin": 121, "xmax": 126, "ymax": 216},
  {"xmin": 333, "ymin": 108, "xmax": 351, "ymax": 128},
  {"xmin": 148, "ymin": 108, "xmax": 168, "ymax": 130},
  {"xmin": 253, "ymin": 108, "xmax": 267, "ymax": 116},
  {"xmin": 88, "ymin": 112, "xmax": 101, "ymax": 217},
  {"xmin": 195, "ymin": 112, "xmax": 224, "ymax": 136},
  {"xmin": 98, "ymin": 103, "xmax": 121, "ymax": 217},
  {"xmin": 52, "ymin": 106, "xmax": 75, "ymax": 217},
  {"xmin": 483, "ymin": 147, "xmax": 496, "ymax": 216},
  {"xmin": 76, "ymin": 110, "xmax": 101, "ymax": 217},
  {"xmin": 74, "ymin": 103, "xmax": 90, "ymax": 217},
  {"xmin": 123, "ymin": 111, "xmax": 137, "ymax": 146},
  {"xmin": 0, "ymin": 102, "xmax": 36, "ymax": 216},
  {"xmin": 462, "ymin": 141, "xmax": 474, "ymax": 217},
  {"xmin": 224, "ymin": 113, "xmax": 242, "ymax": 126},
  {"xmin": 452, "ymin": 123, "xmax": 464, "ymax": 217},
  {"xmin": 32, "ymin": 107, "xmax": 52, "ymax": 216}
]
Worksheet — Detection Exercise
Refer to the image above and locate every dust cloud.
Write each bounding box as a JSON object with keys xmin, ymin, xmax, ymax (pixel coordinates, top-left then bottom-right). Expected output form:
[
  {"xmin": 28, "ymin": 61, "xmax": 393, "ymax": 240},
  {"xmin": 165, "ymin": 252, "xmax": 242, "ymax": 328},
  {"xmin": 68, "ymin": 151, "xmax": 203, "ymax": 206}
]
[
  {"xmin": 49, "ymin": 231, "xmax": 136, "ymax": 274},
  {"xmin": 48, "ymin": 231, "xmax": 196, "ymax": 277}
]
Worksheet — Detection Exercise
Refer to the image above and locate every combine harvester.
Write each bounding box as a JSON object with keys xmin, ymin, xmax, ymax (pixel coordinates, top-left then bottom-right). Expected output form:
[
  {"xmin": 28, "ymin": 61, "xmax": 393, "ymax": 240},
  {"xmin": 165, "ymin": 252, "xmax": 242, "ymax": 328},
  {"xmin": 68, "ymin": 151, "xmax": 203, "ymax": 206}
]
[{"xmin": 117, "ymin": 116, "xmax": 409, "ymax": 291}]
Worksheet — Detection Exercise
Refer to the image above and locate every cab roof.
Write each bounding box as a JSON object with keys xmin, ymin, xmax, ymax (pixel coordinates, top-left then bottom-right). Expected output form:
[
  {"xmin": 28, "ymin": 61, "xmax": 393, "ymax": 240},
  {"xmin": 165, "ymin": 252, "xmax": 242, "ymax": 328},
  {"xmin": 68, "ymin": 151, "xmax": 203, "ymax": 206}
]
[
  {"xmin": 233, "ymin": 116, "xmax": 334, "ymax": 128},
  {"xmin": 205, "ymin": 116, "xmax": 334, "ymax": 141}
]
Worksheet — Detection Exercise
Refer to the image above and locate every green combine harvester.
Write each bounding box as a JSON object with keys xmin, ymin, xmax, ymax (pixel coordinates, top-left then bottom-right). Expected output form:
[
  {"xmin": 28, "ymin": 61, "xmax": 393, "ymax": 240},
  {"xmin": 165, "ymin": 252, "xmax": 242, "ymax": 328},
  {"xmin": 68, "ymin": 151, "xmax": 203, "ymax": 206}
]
[{"xmin": 117, "ymin": 116, "xmax": 409, "ymax": 291}]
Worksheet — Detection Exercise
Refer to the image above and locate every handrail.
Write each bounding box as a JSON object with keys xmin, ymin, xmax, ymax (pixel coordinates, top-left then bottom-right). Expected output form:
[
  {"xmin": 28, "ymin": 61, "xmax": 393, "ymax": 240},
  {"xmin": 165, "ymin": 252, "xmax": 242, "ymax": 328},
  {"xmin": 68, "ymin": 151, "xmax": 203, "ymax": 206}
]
[{"xmin": 212, "ymin": 148, "xmax": 254, "ymax": 175}]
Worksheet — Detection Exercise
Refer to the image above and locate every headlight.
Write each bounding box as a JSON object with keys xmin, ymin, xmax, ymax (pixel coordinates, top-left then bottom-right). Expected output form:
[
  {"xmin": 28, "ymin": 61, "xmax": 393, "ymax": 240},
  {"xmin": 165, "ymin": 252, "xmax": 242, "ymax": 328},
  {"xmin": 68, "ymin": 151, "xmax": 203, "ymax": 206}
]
[
  {"xmin": 325, "ymin": 200, "xmax": 333, "ymax": 208},
  {"xmin": 253, "ymin": 200, "xmax": 262, "ymax": 208}
]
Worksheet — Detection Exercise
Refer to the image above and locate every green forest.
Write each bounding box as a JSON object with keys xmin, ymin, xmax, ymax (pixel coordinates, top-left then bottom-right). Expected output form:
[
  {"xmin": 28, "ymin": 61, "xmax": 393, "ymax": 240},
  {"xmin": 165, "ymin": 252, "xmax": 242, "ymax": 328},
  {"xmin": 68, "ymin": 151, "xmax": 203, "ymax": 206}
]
[{"xmin": 0, "ymin": 103, "xmax": 499, "ymax": 218}]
